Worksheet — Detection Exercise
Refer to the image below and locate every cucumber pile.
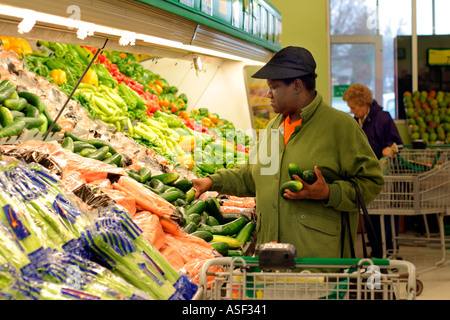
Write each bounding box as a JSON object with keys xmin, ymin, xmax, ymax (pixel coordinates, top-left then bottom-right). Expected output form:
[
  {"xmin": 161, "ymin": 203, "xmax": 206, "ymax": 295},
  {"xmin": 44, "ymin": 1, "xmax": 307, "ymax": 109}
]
[
  {"xmin": 60, "ymin": 131, "xmax": 124, "ymax": 166},
  {"xmin": 0, "ymin": 80, "xmax": 61, "ymax": 138},
  {"xmin": 181, "ymin": 197, "xmax": 256, "ymax": 257}
]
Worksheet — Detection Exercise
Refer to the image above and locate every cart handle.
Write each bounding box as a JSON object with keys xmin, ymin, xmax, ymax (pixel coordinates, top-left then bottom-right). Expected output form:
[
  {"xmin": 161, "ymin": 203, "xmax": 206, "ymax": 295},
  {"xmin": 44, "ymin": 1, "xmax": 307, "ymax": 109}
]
[{"xmin": 236, "ymin": 256, "xmax": 391, "ymax": 266}]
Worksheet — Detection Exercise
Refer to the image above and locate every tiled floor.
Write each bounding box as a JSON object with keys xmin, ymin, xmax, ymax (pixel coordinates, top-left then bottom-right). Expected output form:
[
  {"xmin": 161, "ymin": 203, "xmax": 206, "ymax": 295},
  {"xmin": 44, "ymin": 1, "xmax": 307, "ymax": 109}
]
[{"xmin": 355, "ymin": 232, "xmax": 450, "ymax": 300}]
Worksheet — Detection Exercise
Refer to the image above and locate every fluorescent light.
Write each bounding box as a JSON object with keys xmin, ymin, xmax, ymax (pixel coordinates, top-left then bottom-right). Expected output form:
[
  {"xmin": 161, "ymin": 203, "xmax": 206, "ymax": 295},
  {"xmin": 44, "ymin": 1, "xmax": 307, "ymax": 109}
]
[{"xmin": 0, "ymin": 4, "xmax": 265, "ymax": 65}]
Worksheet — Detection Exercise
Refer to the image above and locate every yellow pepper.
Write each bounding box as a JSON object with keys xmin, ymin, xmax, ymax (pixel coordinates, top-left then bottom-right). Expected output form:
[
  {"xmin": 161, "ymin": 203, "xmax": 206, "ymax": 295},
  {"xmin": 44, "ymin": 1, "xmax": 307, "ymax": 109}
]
[
  {"xmin": 50, "ymin": 69, "xmax": 67, "ymax": 85},
  {"xmin": 178, "ymin": 135, "xmax": 196, "ymax": 152},
  {"xmin": 0, "ymin": 36, "xmax": 10, "ymax": 51},
  {"xmin": 82, "ymin": 68, "xmax": 98, "ymax": 86},
  {"xmin": 6, "ymin": 37, "xmax": 32, "ymax": 57},
  {"xmin": 176, "ymin": 153, "xmax": 194, "ymax": 170}
]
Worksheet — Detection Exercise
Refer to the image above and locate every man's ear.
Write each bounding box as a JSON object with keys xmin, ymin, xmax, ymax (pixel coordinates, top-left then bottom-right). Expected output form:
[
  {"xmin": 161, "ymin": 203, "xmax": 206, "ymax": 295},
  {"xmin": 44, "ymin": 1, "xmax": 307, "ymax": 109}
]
[{"xmin": 294, "ymin": 78, "xmax": 304, "ymax": 94}]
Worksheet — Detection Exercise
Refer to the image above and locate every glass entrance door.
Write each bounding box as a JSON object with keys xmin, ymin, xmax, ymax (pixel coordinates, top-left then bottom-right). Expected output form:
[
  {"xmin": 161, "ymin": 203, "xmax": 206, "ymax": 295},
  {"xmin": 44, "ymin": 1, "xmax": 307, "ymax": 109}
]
[{"xmin": 330, "ymin": 35, "xmax": 383, "ymax": 115}]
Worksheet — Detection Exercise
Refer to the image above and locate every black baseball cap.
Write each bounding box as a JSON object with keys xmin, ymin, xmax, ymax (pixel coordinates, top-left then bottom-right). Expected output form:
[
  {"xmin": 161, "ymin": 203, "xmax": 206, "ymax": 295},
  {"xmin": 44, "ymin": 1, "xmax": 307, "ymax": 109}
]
[{"xmin": 252, "ymin": 46, "xmax": 316, "ymax": 79}]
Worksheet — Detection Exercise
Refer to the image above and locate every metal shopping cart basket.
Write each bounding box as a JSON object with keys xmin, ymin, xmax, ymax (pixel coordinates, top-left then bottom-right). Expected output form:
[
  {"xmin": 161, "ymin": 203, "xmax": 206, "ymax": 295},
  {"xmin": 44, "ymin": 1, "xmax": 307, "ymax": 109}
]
[
  {"xmin": 368, "ymin": 147, "xmax": 450, "ymax": 276},
  {"xmin": 194, "ymin": 256, "xmax": 417, "ymax": 300}
]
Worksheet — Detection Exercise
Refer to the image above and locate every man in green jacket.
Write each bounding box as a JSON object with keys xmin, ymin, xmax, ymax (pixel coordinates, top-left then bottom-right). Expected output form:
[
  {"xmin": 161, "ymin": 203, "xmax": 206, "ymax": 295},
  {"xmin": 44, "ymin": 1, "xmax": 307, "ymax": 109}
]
[{"xmin": 193, "ymin": 46, "xmax": 384, "ymax": 259}]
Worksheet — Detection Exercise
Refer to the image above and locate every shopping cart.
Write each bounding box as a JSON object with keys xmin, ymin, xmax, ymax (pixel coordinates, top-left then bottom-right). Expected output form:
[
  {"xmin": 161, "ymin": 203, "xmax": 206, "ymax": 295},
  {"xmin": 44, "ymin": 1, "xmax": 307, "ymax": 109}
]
[
  {"xmin": 368, "ymin": 147, "xmax": 450, "ymax": 277},
  {"xmin": 194, "ymin": 256, "xmax": 417, "ymax": 300}
]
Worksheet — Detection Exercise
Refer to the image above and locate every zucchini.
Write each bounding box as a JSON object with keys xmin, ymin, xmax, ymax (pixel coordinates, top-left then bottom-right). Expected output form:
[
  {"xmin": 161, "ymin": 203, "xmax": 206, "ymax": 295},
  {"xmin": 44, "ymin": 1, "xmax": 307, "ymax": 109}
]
[
  {"xmin": 205, "ymin": 216, "xmax": 248, "ymax": 236},
  {"xmin": 15, "ymin": 116, "xmax": 45, "ymax": 129},
  {"xmin": 185, "ymin": 199, "xmax": 206, "ymax": 215},
  {"xmin": 142, "ymin": 183, "xmax": 161, "ymax": 195},
  {"xmin": 138, "ymin": 167, "xmax": 152, "ymax": 183},
  {"xmin": 211, "ymin": 235, "xmax": 241, "ymax": 249},
  {"xmin": 103, "ymin": 153, "xmax": 122, "ymax": 166},
  {"xmin": 125, "ymin": 169, "xmax": 142, "ymax": 182},
  {"xmin": 0, "ymin": 119, "xmax": 26, "ymax": 138},
  {"xmin": 0, "ymin": 106, "xmax": 14, "ymax": 127},
  {"xmin": 235, "ymin": 221, "xmax": 256, "ymax": 245},
  {"xmin": 183, "ymin": 221, "xmax": 197, "ymax": 234},
  {"xmin": 73, "ymin": 141, "xmax": 96, "ymax": 153},
  {"xmin": 160, "ymin": 190, "xmax": 181, "ymax": 203},
  {"xmin": 87, "ymin": 138, "xmax": 117, "ymax": 155},
  {"xmin": 288, "ymin": 162, "xmax": 303, "ymax": 180},
  {"xmin": 164, "ymin": 187, "xmax": 185, "ymax": 198},
  {"xmin": 205, "ymin": 197, "xmax": 224, "ymax": 224},
  {"xmin": 210, "ymin": 242, "xmax": 228, "ymax": 255},
  {"xmin": 191, "ymin": 230, "xmax": 213, "ymax": 242},
  {"xmin": 173, "ymin": 178, "xmax": 193, "ymax": 192},
  {"xmin": 184, "ymin": 188, "xmax": 195, "ymax": 204},
  {"xmin": 151, "ymin": 172, "xmax": 180, "ymax": 185},
  {"xmin": 61, "ymin": 136, "xmax": 74, "ymax": 152},
  {"xmin": 280, "ymin": 180, "xmax": 303, "ymax": 198}
]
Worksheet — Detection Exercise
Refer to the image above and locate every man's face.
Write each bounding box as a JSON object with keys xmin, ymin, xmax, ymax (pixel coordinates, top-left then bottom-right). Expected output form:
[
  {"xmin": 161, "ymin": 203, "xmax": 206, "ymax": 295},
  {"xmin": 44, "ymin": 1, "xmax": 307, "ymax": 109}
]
[{"xmin": 266, "ymin": 79, "xmax": 297, "ymax": 115}]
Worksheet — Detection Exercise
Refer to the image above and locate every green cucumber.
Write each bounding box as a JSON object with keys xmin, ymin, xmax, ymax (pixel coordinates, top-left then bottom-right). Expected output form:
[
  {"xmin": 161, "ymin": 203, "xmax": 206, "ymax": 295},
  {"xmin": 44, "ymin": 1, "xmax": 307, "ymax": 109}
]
[
  {"xmin": 138, "ymin": 167, "xmax": 152, "ymax": 183},
  {"xmin": 183, "ymin": 222, "xmax": 197, "ymax": 234},
  {"xmin": 173, "ymin": 179, "xmax": 193, "ymax": 192},
  {"xmin": 222, "ymin": 213, "xmax": 250, "ymax": 223},
  {"xmin": 173, "ymin": 198, "xmax": 187, "ymax": 207},
  {"xmin": 198, "ymin": 216, "xmax": 248, "ymax": 236},
  {"xmin": 280, "ymin": 180, "xmax": 303, "ymax": 198},
  {"xmin": 103, "ymin": 153, "xmax": 122, "ymax": 166},
  {"xmin": 148, "ymin": 178, "xmax": 169, "ymax": 193},
  {"xmin": 185, "ymin": 199, "xmax": 206, "ymax": 215},
  {"xmin": 206, "ymin": 215, "xmax": 220, "ymax": 226},
  {"xmin": 25, "ymin": 105, "xmax": 40, "ymax": 118},
  {"xmin": 0, "ymin": 82, "xmax": 17, "ymax": 103},
  {"xmin": 302, "ymin": 169, "xmax": 318, "ymax": 184},
  {"xmin": 184, "ymin": 188, "xmax": 195, "ymax": 204},
  {"xmin": 9, "ymin": 110, "xmax": 25, "ymax": 119},
  {"xmin": 64, "ymin": 130, "xmax": 88, "ymax": 143},
  {"xmin": 86, "ymin": 146, "xmax": 109, "ymax": 160},
  {"xmin": 210, "ymin": 242, "xmax": 228, "ymax": 255},
  {"xmin": 151, "ymin": 172, "xmax": 180, "ymax": 185},
  {"xmin": 142, "ymin": 183, "xmax": 161, "ymax": 195},
  {"xmin": 15, "ymin": 116, "xmax": 45, "ymax": 129},
  {"xmin": 235, "ymin": 221, "xmax": 256, "ymax": 244},
  {"xmin": 61, "ymin": 136, "xmax": 74, "ymax": 152},
  {"xmin": 227, "ymin": 249, "xmax": 244, "ymax": 256},
  {"xmin": 0, "ymin": 107, "xmax": 14, "ymax": 127},
  {"xmin": 185, "ymin": 213, "xmax": 202, "ymax": 226},
  {"xmin": 191, "ymin": 230, "xmax": 213, "ymax": 242},
  {"xmin": 125, "ymin": 169, "xmax": 142, "ymax": 182},
  {"xmin": 0, "ymin": 119, "xmax": 26, "ymax": 138},
  {"xmin": 211, "ymin": 235, "xmax": 241, "ymax": 249},
  {"xmin": 87, "ymin": 138, "xmax": 117, "ymax": 155},
  {"xmin": 205, "ymin": 197, "xmax": 224, "ymax": 224},
  {"xmin": 160, "ymin": 190, "xmax": 181, "ymax": 203},
  {"xmin": 38, "ymin": 113, "xmax": 48, "ymax": 132},
  {"xmin": 17, "ymin": 92, "xmax": 46, "ymax": 111},
  {"xmin": 79, "ymin": 148, "xmax": 97, "ymax": 157},
  {"xmin": 288, "ymin": 162, "xmax": 303, "ymax": 180},
  {"xmin": 3, "ymin": 98, "xmax": 27, "ymax": 111},
  {"xmin": 73, "ymin": 141, "xmax": 96, "ymax": 153}
]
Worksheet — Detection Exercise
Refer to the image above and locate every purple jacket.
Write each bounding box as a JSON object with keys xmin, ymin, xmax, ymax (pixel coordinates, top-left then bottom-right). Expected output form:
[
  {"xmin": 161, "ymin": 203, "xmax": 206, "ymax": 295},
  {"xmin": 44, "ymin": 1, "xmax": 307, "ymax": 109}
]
[{"xmin": 357, "ymin": 100, "xmax": 403, "ymax": 159}]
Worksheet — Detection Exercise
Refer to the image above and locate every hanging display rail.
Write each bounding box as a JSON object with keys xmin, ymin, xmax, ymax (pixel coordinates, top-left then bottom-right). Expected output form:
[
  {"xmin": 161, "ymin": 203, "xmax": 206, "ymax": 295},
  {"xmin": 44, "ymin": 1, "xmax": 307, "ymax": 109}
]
[{"xmin": 0, "ymin": 0, "xmax": 280, "ymax": 63}]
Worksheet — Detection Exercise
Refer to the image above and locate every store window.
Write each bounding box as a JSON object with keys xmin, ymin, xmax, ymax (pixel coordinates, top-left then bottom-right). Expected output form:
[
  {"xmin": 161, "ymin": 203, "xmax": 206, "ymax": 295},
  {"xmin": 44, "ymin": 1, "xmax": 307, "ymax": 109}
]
[{"xmin": 329, "ymin": 0, "xmax": 450, "ymax": 120}]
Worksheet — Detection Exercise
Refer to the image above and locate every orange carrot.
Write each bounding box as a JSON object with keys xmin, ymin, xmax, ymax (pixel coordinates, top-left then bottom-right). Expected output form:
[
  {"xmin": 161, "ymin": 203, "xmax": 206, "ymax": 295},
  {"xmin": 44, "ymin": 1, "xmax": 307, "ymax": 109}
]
[
  {"xmin": 159, "ymin": 217, "xmax": 181, "ymax": 235},
  {"xmin": 132, "ymin": 211, "xmax": 166, "ymax": 249},
  {"xmin": 160, "ymin": 245, "xmax": 185, "ymax": 270},
  {"xmin": 113, "ymin": 176, "xmax": 181, "ymax": 221}
]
